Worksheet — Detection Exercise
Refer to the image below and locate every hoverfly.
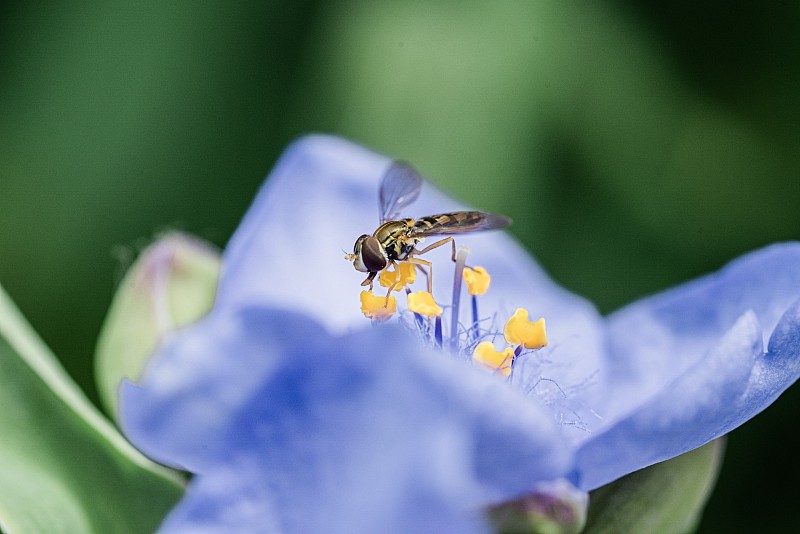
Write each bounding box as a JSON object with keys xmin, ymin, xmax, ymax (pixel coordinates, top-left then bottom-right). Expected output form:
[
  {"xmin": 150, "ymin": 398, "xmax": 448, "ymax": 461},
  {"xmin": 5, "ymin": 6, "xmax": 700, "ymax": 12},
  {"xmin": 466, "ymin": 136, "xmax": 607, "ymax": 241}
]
[{"xmin": 345, "ymin": 161, "xmax": 511, "ymax": 298}]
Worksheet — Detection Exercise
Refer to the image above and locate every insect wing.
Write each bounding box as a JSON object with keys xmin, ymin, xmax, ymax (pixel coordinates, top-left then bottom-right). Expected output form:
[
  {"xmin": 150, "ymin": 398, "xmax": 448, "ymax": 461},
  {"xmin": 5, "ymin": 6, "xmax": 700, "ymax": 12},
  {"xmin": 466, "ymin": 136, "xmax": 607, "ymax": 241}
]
[
  {"xmin": 411, "ymin": 211, "xmax": 512, "ymax": 236},
  {"xmin": 379, "ymin": 160, "xmax": 423, "ymax": 223}
]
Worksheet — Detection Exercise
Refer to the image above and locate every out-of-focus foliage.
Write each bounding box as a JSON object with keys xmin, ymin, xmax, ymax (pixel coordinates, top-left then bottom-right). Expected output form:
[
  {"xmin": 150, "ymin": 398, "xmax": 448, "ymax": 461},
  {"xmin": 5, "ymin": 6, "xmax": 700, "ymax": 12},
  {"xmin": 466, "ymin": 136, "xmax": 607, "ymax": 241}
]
[
  {"xmin": 0, "ymin": 284, "xmax": 183, "ymax": 533},
  {"xmin": 1, "ymin": 2, "xmax": 798, "ymax": 532}
]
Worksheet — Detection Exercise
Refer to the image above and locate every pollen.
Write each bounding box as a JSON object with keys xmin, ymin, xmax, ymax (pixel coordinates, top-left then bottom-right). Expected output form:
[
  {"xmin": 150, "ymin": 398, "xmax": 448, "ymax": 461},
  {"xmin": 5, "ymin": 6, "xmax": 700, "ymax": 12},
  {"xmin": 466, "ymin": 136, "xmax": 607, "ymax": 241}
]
[
  {"xmin": 503, "ymin": 308, "xmax": 548, "ymax": 349},
  {"xmin": 462, "ymin": 266, "xmax": 491, "ymax": 296},
  {"xmin": 379, "ymin": 262, "xmax": 417, "ymax": 291},
  {"xmin": 472, "ymin": 341, "xmax": 514, "ymax": 377},
  {"xmin": 407, "ymin": 291, "xmax": 443, "ymax": 317},
  {"xmin": 360, "ymin": 290, "xmax": 397, "ymax": 321}
]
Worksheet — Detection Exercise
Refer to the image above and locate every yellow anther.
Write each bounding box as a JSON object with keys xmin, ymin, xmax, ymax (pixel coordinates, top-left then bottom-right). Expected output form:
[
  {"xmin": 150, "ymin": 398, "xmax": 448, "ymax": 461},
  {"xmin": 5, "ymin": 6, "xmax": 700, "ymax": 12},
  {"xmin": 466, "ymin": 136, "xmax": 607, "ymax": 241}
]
[
  {"xmin": 472, "ymin": 341, "xmax": 514, "ymax": 377},
  {"xmin": 503, "ymin": 308, "xmax": 548, "ymax": 349},
  {"xmin": 463, "ymin": 266, "xmax": 491, "ymax": 296},
  {"xmin": 360, "ymin": 290, "xmax": 396, "ymax": 321},
  {"xmin": 379, "ymin": 262, "xmax": 417, "ymax": 291},
  {"xmin": 407, "ymin": 291, "xmax": 443, "ymax": 317}
]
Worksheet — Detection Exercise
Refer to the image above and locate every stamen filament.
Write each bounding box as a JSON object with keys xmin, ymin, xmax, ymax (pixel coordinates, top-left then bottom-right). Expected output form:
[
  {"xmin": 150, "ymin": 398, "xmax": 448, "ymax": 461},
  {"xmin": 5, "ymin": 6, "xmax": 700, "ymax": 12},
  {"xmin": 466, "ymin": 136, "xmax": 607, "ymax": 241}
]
[
  {"xmin": 471, "ymin": 295, "xmax": 479, "ymax": 342},
  {"xmin": 450, "ymin": 246, "xmax": 470, "ymax": 351},
  {"xmin": 434, "ymin": 315, "xmax": 443, "ymax": 348}
]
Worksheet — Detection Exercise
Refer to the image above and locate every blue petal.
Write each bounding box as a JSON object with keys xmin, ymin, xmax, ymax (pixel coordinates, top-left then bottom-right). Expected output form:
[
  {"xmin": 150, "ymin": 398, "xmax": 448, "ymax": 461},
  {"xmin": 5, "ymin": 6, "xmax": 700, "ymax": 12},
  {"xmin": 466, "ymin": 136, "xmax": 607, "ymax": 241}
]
[
  {"xmin": 153, "ymin": 469, "xmax": 481, "ymax": 534},
  {"xmin": 575, "ymin": 244, "xmax": 800, "ymax": 489},
  {"xmin": 602, "ymin": 243, "xmax": 800, "ymax": 420},
  {"xmin": 216, "ymin": 135, "xmax": 389, "ymax": 333},
  {"xmin": 122, "ymin": 308, "xmax": 573, "ymax": 532},
  {"xmin": 575, "ymin": 311, "xmax": 762, "ymax": 489}
]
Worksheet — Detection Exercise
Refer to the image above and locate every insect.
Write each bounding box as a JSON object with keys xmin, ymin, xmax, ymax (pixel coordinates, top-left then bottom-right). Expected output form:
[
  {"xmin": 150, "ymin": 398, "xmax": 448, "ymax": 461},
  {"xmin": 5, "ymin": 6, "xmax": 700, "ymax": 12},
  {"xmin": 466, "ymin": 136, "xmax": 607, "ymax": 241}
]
[{"xmin": 345, "ymin": 160, "xmax": 511, "ymax": 298}]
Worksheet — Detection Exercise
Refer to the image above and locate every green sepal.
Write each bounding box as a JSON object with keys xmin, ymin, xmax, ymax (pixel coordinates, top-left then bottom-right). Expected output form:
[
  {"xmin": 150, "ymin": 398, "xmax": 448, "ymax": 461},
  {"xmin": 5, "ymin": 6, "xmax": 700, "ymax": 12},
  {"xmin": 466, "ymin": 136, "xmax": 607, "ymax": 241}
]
[
  {"xmin": 0, "ymin": 283, "xmax": 184, "ymax": 534},
  {"xmin": 95, "ymin": 232, "xmax": 220, "ymax": 420},
  {"xmin": 583, "ymin": 439, "xmax": 724, "ymax": 534}
]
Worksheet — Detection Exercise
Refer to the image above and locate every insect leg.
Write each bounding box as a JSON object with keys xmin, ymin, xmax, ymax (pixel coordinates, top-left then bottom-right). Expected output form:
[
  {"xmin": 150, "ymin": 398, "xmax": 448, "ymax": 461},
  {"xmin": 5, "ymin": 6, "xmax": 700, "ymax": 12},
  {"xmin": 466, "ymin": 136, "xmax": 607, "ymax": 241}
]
[
  {"xmin": 413, "ymin": 237, "xmax": 456, "ymax": 262},
  {"xmin": 406, "ymin": 256, "xmax": 434, "ymax": 293},
  {"xmin": 361, "ymin": 271, "xmax": 378, "ymax": 291},
  {"xmin": 408, "ymin": 237, "xmax": 456, "ymax": 293},
  {"xmin": 413, "ymin": 263, "xmax": 430, "ymax": 292},
  {"xmin": 384, "ymin": 262, "xmax": 400, "ymax": 306}
]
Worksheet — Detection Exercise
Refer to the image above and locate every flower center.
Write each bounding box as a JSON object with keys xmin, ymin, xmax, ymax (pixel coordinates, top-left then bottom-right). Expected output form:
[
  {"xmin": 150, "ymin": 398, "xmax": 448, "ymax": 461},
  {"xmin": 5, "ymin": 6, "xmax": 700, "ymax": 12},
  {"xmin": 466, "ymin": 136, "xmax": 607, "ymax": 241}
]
[{"xmin": 358, "ymin": 247, "xmax": 548, "ymax": 381}]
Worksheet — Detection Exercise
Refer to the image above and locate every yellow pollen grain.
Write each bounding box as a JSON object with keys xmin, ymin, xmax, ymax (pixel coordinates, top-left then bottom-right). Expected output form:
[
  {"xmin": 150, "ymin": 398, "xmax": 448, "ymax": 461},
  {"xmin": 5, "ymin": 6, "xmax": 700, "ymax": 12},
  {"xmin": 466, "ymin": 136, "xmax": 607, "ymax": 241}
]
[
  {"xmin": 360, "ymin": 290, "xmax": 396, "ymax": 321},
  {"xmin": 463, "ymin": 266, "xmax": 491, "ymax": 295},
  {"xmin": 472, "ymin": 341, "xmax": 513, "ymax": 377},
  {"xmin": 407, "ymin": 291, "xmax": 443, "ymax": 317},
  {"xmin": 379, "ymin": 262, "xmax": 417, "ymax": 291},
  {"xmin": 503, "ymin": 308, "xmax": 548, "ymax": 349}
]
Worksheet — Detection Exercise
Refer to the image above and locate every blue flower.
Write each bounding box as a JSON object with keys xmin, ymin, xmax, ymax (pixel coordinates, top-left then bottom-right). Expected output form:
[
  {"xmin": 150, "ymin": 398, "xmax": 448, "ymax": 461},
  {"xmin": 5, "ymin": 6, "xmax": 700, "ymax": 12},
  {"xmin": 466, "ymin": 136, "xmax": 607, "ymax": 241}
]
[{"xmin": 121, "ymin": 135, "xmax": 800, "ymax": 532}]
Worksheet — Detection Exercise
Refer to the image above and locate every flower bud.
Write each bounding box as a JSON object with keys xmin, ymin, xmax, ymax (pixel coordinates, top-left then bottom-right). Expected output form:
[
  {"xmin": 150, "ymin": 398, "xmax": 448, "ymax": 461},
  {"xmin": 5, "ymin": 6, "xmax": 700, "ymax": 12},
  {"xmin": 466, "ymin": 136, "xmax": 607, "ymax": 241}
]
[
  {"xmin": 95, "ymin": 233, "xmax": 220, "ymax": 420},
  {"xmin": 488, "ymin": 478, "xmax": 588, "ymax": 534}
]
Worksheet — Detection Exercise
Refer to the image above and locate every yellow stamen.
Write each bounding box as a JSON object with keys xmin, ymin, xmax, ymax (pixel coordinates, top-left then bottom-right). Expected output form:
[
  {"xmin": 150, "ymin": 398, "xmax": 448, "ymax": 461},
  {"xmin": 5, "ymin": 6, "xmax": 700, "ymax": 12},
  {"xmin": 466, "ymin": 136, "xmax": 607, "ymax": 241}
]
[
  {"xmin": 463, "ymin": 266, "xmax": 491, "ymax": 296},
  {"xmin": 360, "ymin": 290, "xmax": 396, "ymax": 321},
  {"xmin": 407, "ymin": 291, "xmax": 443, "ymax": 317},
  {"xmin": 472, "ymin": 341, "xmax": 514, "ymax": 377},
  {"xmin": 379, "ymin": 262, "xmax": 417, "ymax": 291},
  {"xmin": 503, "ymin": 308, "xmax": 548, "ymax": 349}
]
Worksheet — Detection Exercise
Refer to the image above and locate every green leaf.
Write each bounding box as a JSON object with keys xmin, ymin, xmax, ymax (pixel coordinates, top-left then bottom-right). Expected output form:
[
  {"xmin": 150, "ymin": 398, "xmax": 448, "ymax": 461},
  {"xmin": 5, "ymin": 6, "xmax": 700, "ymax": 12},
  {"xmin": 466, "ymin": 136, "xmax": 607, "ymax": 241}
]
[
  {"xmin": 0, "ymin": 282, "xmax": 184, "ymax": 534},
  {"xmin": 583, "ymin": 440, "xmax": 724, "ymax": 534},
  {"xmin": 95, "ymin": 233, "xmax": 220, "ymax": 420}
]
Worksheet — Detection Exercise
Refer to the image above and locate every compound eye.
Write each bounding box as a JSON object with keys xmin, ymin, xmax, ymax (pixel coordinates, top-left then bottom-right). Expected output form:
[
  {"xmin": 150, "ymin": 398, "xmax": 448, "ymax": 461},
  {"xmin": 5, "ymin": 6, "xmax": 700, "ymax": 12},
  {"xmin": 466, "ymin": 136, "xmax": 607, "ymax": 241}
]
[
  {"xmin": 353, "ymin": 234, "xmax": 369, "ymax": 253},
  {"xmin": 351, "ymin": 235, "xmax": 370, "ymax": 272},
  {"xmin": 361, "ymin": 236, "xmax": 388, "ymax": 272}
]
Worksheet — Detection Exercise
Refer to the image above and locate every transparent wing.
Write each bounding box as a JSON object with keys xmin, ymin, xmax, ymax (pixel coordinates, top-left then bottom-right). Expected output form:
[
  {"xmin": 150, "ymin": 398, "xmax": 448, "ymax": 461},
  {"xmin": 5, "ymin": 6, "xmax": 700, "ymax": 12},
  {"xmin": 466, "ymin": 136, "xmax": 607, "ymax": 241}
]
[
  {"xmin": 379, "ymin": 160, "xmax": 423, "ymax": 223},
  {"xmin": 409, "ymin": 212, "xmax": 512, "ymax": 236}
]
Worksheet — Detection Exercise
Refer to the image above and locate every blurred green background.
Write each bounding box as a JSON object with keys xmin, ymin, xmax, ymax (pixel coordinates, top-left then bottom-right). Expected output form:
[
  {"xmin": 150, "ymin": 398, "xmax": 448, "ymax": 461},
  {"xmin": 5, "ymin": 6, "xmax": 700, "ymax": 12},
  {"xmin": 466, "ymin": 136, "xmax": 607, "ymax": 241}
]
[{"xmin": 1, "ymin": 1, "xmax": 798, "ymax": 531}]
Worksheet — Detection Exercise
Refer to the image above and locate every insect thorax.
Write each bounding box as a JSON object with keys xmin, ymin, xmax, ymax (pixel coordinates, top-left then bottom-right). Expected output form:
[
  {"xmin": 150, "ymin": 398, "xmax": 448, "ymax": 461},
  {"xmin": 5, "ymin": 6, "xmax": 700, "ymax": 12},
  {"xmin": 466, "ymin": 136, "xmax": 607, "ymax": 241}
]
[{"xmin": 375, "ymin": 219, "xmax": 417, "ymax": 262}]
